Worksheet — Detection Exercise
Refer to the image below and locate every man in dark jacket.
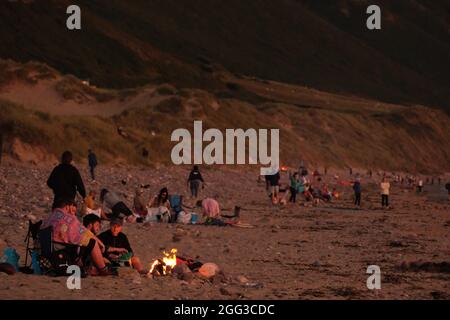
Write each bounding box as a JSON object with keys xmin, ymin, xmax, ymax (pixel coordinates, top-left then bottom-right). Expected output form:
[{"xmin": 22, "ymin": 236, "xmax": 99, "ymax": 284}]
[
  {"xmin": 187, "ymin": 165, "xmax": 205, "ymax": 199},
  {"xmin": 353, "ymin": 178, "xmax": 362, "ymax": 206},
  {"xmin": 88, "ymin": 149, "xmax": 98, "ymax": 181},
  {"xmin": 47, "ymin": 151, "xmax": 86, "ymax": 209}
]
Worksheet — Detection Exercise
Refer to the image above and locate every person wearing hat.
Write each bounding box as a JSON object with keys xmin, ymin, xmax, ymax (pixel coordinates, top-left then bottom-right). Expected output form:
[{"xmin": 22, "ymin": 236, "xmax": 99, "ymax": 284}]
[{"xmin": 98, "ymin": 218, "xmax": 147, "ymax": 274}]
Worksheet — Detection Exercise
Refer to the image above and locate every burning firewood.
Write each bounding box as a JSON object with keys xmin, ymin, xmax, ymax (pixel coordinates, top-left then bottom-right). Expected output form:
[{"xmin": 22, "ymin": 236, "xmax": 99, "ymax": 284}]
[{"xmin": 147, "ymin": 249, "xmax": 178, "ymax": 277}]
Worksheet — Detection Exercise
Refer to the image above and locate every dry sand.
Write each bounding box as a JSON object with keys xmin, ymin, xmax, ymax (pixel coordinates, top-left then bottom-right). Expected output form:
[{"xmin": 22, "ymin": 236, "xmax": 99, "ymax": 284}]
[{"xmin": 0, "ymin": 163, "xmax": 449, "ymax": 300}]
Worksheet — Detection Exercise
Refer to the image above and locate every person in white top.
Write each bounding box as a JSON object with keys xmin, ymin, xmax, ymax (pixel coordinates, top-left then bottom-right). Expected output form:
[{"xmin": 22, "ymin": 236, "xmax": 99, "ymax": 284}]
[
  {"xmin": 418, "ymin": 179, "xmax": 424, "ymax": 193},
  {"xmin": 380, "ymin": 177, "xmax": 390, "ymax": 207}
]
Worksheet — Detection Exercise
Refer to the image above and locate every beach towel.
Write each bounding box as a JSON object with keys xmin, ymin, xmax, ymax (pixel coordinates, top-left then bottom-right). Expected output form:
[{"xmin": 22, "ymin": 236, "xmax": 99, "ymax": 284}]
[{"xmin": 41, "ymin": 209, "xmax": 95, "ymax": 247}]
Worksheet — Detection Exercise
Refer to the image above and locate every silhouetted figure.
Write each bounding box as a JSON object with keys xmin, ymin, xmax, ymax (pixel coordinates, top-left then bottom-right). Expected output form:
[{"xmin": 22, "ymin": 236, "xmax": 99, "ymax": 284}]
[
  {"xmin": 353, "ymin": 179, "xmax": 362, "ymax": 206},
  {"xmin": 187, "ymin": 165, "xmax": 205, "ymax": 199},
  {"xmin": 47, "ymin": 151, "xmax": 86, "ymax": 209},
  {"xmin": 88, "ymin": 149, "xmax": 98, "ymax": 181}
]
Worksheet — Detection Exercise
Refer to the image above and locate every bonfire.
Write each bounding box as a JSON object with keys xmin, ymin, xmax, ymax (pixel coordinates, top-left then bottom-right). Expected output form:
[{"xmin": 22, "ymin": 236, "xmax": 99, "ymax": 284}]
[{"xmin": 147, "ymin": 248, "xmax": 178, "ymax": 277}]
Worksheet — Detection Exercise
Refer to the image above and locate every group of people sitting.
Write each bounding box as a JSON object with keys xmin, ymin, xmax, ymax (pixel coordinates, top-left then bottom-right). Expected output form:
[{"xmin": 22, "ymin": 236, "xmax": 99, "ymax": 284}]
[
  {"xmin": 41, "ymin": 197, "xmax": 146, "ymax": 276},
  {"xmin": 41, "ymin": 151, "xmax": 238, "ymax": 276},
  {"xmin": 265, "ymin": 169, "xmax": 339, "ymax": 206}
]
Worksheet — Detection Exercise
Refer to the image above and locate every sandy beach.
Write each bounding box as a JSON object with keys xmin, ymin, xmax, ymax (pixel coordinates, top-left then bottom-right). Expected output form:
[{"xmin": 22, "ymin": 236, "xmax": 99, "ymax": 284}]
[{"xmin": 0, "ymin": 163, "xmax": 449, "ymax": 300}]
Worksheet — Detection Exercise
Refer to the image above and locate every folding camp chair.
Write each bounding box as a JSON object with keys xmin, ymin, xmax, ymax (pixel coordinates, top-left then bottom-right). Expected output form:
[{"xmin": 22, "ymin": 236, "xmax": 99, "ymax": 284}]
[
  {"xmin": 37, "ymin": 226, "xmax": 85, "ymax": 276},
  {"xmin": 21, "ymin": 220, "xmax": 42, "ymax": 274},
  {"xmin": 23, "ymin": 220, "xmax": 92, "ymax": 276}
]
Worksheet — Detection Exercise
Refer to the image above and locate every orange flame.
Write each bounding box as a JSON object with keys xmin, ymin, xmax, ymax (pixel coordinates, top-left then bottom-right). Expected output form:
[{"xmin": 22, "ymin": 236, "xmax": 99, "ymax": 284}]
[{"xmin": 148, "ymin": 248, "xmax": 178, "ymax": 276}]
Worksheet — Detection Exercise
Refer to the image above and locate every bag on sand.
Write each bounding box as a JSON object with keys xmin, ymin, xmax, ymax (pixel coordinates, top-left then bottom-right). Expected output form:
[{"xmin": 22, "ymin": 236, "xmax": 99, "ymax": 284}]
[
  {"xmin": 1, "ymin": 247, "xmax": 20, "ymax": 272},
  {"xmin": 176, "ymin": 211, "xmax": 192, "ymax": 224}
]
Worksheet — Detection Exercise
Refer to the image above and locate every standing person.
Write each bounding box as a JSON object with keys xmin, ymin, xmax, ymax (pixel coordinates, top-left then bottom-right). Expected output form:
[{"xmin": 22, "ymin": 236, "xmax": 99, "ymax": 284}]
[
  {"xmin": 288, "ymin": 171, "xmax": 303, "ymax": 203},
  {"xmin": 380, "ymin": 177, "xmax": 391, "ymax": 208},
  {"xmin": 187, "ymin": 165, "xmax": 204, "ymax": 199},
  {"xmin": 417, "ymin": 179, "xmax": 424, "ymax": 193},
  {"xmin": 47, "ymin": 151, "xmax": 86, "ymax": 209},
  {"xmin": 88, "ymin": 149, "xmax": 98, "ymax": 182},
  {"xmin": 353, "ymin": 178, "xmax": 362, "ymax": 207},
  {"xmin": 267, "ymin": 170, "xmax": 281, "ymax": 204}
]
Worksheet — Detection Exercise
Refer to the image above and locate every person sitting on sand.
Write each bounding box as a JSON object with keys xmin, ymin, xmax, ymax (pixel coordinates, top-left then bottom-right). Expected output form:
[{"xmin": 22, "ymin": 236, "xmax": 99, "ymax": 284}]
[
  {"xmin": 85, "ymin": 191, "xmax": 109, "ymax": 220},
  {"xmin": 321, "ymin": 184, "xmax": 332, "ymax": 202},
  {"xmin": 198, "ymin": 198, "xmax": 220, "ymax": 221},
  {"xmin": 82, "ymin": 214, "xmax": 115, "ymax": 270},
  {"xmin": 195, "ymin": 198, "xmax": 238, "ymax": 226},
  {"xmin": 100, "ymin": 189, "xmax": 134, "ymax": 222},
  {"xmin": 41, "ymin": 198, "xmax": 116, "ymax": 276},
  {"xmin": 332, "ymin": 188, "xmax": 340, "ymax": 199},
  {"xmin": 303, "ymin": 185, "xmax": 314, "ymax": 202},
  {"xmin": 98, "ymin": 218, "xmax": 147, "ymax": 274},
  {"xmin": 83, "ymin": 214, "xmax": 102, "ymax": 236},
  {"xmin": 311, "ymin": 184, "xmax": 322, "ymax": 205},
  {"xmin": 133, "ymin": 187, "xmax": 147, "ymax": 218},
  {"xmin": 148, "ymin": 187, "xmax": 171, "ymax": 222}
]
